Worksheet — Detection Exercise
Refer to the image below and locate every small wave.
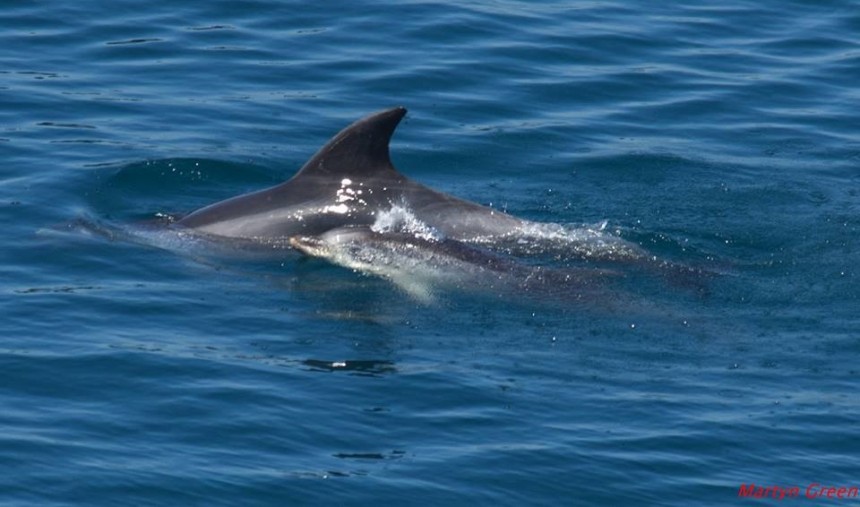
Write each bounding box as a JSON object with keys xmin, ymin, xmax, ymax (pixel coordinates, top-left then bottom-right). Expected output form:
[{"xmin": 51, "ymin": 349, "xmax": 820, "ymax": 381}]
[
  {"xmin": 474, "ymin": 220, "xmax": 647, "ymax": 262},
  {"xmin": 45, "ymin": 214, "xmax": 280, "ymax": 262},
  {"xmin": 45, "ymin": 214, "xmax": 207, "ymax": 253}
]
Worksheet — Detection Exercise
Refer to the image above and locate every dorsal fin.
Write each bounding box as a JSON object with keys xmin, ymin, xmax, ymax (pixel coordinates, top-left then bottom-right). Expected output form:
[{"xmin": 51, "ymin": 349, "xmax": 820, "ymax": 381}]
[{"xmin": 295, "ymin": 106, "xmax": 407, "ymax": 178}]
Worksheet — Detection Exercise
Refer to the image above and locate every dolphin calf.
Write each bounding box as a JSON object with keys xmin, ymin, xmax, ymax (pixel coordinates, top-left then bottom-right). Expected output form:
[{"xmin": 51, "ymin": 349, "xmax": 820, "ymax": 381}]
[
  {"xmin": 176, "ymin": 107, "xmax": 525, "ymax": 242},
  {"xmin": 289, "ymin": 225, "xmax": 619, "ymax": 303}
]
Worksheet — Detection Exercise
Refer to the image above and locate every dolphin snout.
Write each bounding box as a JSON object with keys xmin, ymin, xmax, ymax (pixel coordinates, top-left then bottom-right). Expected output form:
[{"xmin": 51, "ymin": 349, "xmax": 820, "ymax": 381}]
[{"xmin": 289, "ymin": 235, "xmax": 327, "ymax": 257}]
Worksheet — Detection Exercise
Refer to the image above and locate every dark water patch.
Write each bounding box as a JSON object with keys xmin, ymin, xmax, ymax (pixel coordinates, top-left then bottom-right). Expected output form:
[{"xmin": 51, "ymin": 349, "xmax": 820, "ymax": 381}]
[
  {"xmin": 105, "ymin": 38, "xmax": 164, "ymax": 46},
  {"xmin": 333, "ymin": 450, "xmax": 405, "ymax": 461},
  {"xmin": 187, "ymin": 25, "xmax": 235, "ymax": 32},
  {"xmin": 37, "ymin": 121, "xmax": 97, "ymax": 129},
  {"xmin": 14, "ymin": 71, "xmax": 65, "ymax": 79},
  {"xmin": 49, "ymin": 139, "xmax": 126, "ymax": 145},
  {"xmin": 14, "ymin": 285, "xmax": 102, "ymax": 294}
]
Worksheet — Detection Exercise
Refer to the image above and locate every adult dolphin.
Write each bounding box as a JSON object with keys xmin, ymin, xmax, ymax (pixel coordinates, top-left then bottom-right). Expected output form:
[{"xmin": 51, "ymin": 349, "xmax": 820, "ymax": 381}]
[{"xmin": 176, "ymin": 107, "xmax": 525, "ymax": 242}]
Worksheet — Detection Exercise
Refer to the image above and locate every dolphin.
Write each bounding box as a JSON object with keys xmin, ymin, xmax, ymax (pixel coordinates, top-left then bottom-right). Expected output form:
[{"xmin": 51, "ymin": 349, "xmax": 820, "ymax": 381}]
[
  {"xmin": 176, "ymin": 107, "xmax": 525, "ymax": 242},
  {"xmin": 289, "ymin": 225, "xmax": 619, "ymax": 303}
]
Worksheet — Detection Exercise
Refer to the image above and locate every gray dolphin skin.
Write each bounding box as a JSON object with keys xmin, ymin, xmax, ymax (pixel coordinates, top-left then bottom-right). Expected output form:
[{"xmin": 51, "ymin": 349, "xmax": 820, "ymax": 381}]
[
  {"xmin": 176, "ymin": 107, "xmax": 524, "ymax": 242},
  {"xmin": 290, "ymin": 226, "xmax": 519, "ymax": 275},
  {"xmin": 289, "ymin": 225, "xmax": 618, "ymax": 302}
]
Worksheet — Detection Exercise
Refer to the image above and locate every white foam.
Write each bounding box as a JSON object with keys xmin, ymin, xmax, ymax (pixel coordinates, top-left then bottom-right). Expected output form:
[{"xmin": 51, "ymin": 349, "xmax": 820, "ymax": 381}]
[
  {"xmin": 371, "ymin": 204, "xmax": 441, "ymax": 241},
  {"xmin": 367, "ymin": 203, "xmax": 643, "ymax": 261},
  {"xmin": 476, "ymin": 219, "xmax": 645, "ymax": 261}
]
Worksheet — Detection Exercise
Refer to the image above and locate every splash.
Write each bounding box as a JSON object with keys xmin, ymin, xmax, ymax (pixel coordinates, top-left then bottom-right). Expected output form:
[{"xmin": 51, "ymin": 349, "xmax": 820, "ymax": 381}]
[
  {"xmin": 371, "ymin": 204, "xmax": 441, "ymax": 241},
  {"xmin": 368, "ymin": 203, "xmax": 644, "ymax": 262}
]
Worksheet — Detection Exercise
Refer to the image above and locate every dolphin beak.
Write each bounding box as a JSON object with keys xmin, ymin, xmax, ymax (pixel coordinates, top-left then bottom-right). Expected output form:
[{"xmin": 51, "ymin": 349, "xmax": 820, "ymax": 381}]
[{"xmin": 289, "ymin": 235, "xmax": 326, "ymax": 257}]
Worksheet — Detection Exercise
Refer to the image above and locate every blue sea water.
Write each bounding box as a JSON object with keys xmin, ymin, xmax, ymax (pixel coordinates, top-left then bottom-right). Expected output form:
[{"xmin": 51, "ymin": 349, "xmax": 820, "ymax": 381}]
[{"xmin": 2, "ymin": 1, "xmax": 859, "ymax": 505}]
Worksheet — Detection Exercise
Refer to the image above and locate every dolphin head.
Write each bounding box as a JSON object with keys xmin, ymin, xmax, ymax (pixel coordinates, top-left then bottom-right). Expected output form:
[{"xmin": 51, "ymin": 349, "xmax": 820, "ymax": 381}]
[
  {"xmin": 288, "ymin": 226, "xmax": 441, "ymax": 302},
  {"xmin": 289, "ymin": 226, "xmax": 378, "ymax": 261},
  {"xmin": 289, "ymin": 235, "xmax": 331, "ymax": 258}
]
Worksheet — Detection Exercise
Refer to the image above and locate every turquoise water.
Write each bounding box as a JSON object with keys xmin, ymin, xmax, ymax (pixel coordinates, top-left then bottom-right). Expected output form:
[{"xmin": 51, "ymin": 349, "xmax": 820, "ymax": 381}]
[{"xmin": 2, "ymin": 1, "xmax": 859, "ymax": 505}]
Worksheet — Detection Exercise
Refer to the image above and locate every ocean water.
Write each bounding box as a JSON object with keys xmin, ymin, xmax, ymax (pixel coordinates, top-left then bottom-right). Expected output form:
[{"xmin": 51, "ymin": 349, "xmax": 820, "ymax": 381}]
[{"xmin": 2, "ymin": 1, "xmax": 859, "ymax": 505}]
